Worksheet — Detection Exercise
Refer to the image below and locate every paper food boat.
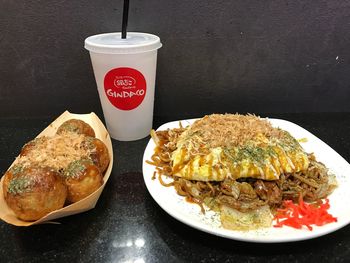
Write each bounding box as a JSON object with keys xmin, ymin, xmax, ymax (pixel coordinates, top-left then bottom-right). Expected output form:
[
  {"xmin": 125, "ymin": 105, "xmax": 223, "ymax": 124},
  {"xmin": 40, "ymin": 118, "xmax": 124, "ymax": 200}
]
[{"xmin": 0, "ymin": 111, "xmax": 113, "ymax": 226}]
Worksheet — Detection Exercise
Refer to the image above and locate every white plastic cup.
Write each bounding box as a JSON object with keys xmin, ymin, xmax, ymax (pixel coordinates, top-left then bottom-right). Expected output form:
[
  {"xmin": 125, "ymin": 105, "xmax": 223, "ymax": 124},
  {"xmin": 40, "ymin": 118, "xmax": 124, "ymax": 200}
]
[{"xmin": 84, "ymin": 32, "xmax": 162, "ymax": 141}]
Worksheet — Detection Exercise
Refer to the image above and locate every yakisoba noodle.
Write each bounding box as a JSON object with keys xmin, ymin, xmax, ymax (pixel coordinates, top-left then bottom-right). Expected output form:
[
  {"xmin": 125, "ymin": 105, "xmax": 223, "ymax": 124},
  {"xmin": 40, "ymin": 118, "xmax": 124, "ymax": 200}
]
[{"xmin": 147, "ymin": 114, "xmax": 338, "ymax": 231}]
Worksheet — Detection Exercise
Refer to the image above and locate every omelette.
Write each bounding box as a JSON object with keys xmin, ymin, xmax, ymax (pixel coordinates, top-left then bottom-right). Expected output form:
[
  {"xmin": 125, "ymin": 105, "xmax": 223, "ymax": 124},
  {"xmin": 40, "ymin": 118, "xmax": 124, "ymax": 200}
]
[{"xmin": 172, "ymin": 114, "xmax": 309, "ymax": 182}]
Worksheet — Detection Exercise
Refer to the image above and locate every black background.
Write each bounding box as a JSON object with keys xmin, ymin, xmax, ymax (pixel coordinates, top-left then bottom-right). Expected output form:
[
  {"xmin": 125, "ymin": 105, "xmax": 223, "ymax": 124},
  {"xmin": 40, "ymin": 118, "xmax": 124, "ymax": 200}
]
[{"xmin": 1, "ymin": 0, "xmax": 349, "ymax": 120}]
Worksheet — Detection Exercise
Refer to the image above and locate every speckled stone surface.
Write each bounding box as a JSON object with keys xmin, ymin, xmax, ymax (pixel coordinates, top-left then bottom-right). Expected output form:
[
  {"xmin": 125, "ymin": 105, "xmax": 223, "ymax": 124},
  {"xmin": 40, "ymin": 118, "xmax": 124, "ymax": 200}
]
[{"xmin": 0, "ymin": 113, "xmax": 350, "ymax": 263}]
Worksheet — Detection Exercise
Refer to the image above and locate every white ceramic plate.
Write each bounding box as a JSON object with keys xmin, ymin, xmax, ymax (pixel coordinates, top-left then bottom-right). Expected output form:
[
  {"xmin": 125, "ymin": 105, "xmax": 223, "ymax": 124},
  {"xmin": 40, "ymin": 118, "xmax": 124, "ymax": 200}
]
[{"xmin": 142, "ymin": 118, "xmax": 350, "ymax": 243}]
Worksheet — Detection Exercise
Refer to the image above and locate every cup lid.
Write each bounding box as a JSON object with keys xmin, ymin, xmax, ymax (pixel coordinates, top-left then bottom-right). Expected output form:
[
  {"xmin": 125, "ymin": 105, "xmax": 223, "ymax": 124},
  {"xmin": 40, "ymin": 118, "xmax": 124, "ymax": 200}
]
[{"xmin": 84, "ymin": 32, "xmax": 162, "ymax": 54}]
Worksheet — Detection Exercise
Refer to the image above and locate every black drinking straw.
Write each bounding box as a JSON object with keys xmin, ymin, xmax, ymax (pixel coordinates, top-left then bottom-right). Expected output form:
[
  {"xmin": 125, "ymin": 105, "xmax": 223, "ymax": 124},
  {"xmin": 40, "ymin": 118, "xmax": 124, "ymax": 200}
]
[{"xmin": 121, "ymin": 0, "xmax": 129, "ymax": 39}]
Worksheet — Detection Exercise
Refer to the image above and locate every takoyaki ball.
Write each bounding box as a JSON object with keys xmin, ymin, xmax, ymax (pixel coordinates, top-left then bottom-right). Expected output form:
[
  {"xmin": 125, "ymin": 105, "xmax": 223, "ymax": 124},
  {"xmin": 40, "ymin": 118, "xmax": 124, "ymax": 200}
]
[
  {"xmin": 20, "ymin": 136, "xmax": 48, "ymax": 157},
  {"xmin": 3, "ymin": 165, "xmax": 67, "ymax": 221},
  {"xmin": 56, "ymin": 119, "xmax": 95, "ymax": 137},
  {"xmin": 1, "ymin": 165, "xmax": 24, "ymax": 200},
  {"xmin": 63, "ymin": 159, "xmax": 103, "ymax": 203},
  {"xmin": 82, "ymin": 137, "xmax": 110, "ymax": 173}
]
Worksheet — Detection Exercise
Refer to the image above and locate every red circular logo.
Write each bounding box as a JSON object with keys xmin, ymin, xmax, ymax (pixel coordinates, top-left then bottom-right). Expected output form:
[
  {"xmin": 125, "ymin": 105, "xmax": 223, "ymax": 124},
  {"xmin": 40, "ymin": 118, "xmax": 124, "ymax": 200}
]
[{"xmin": 104, "ymin": 67, "xmax": 146, "ymax": 111}]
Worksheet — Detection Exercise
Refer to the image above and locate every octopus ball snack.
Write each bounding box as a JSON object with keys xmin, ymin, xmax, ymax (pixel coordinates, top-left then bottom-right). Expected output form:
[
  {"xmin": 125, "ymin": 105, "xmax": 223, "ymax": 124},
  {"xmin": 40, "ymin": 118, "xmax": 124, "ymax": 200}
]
[
  {"xmin": 64, "ymin": 159, "xmax": 103, "ymax": 203},
  {"xmin": 20, "ymin": 137, "xmax": 49, "ymax": 157},
  {"xmin": 3, "ymin": 165, "xmax": 67, "ymax": 221},
  {"xmin": 1, "ymin": 118, "xmax": 110, "ymax": 221},
  {"xmin": 56, "ymin": 119, "xmax": 96, "ymax": 137},
  {"xmin": 82, "ymin": 137, "xmax": 110, "ymax": 173}
]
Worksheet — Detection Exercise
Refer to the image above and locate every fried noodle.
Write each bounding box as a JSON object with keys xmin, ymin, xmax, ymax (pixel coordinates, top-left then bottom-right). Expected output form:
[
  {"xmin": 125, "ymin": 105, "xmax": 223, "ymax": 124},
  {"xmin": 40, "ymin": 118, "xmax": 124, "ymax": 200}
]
[{"xmin": 148, "ymin": 120, "xmax": 337, "ymax": 229}]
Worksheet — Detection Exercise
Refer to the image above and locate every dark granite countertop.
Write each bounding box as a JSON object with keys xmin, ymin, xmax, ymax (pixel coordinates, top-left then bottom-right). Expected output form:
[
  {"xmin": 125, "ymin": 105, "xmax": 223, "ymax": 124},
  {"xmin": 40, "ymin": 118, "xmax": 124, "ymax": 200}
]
[{"xmin": 0, "ymin": 113, "xmax": 350, "ymax": 263}]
